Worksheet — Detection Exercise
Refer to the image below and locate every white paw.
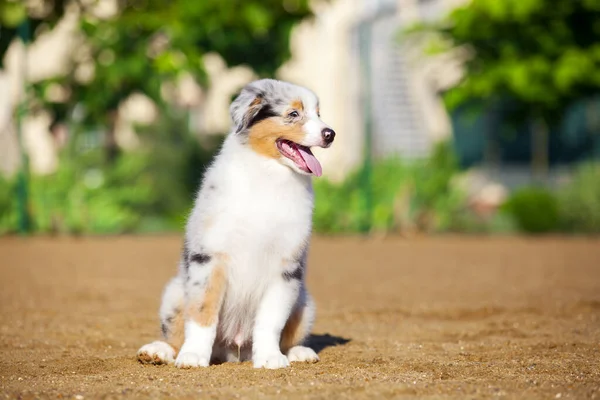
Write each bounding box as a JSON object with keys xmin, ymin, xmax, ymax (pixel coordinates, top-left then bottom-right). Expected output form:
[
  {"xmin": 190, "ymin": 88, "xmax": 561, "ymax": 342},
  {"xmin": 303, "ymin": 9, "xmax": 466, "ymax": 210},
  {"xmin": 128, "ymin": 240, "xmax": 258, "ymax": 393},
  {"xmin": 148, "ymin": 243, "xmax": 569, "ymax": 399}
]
[
  {"xmin": 287, "ymin": 346, "xmax": 319, "ymax": 363},
  {"xmin": 175, "ymin": 352, "xmax": 210, "ymax": 368},
  {"xmin": 253, "ymin": 352, "xmax": 290, "ymax": 369},
  {"xmin": 137, "ymin": 341, "xmax": 176, "ymax": 365}
]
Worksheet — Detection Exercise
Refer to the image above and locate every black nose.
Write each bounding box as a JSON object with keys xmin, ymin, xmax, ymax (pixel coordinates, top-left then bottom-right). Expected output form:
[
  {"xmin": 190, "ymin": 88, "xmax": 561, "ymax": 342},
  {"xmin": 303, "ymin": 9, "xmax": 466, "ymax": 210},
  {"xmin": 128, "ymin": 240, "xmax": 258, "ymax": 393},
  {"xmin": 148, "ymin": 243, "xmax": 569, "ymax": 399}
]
[{"xmin": 322, "ymin": 128, "xmax": 335, "ymax": 144}]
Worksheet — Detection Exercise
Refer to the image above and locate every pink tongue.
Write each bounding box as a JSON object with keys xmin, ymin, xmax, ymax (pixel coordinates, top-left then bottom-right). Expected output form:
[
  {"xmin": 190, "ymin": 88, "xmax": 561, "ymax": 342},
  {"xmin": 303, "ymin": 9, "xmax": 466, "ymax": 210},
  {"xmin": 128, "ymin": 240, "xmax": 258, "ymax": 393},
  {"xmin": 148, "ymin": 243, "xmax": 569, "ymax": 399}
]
[{"xmin": 297, "ymin": 147, "xmax": 323, "ymax": 177}]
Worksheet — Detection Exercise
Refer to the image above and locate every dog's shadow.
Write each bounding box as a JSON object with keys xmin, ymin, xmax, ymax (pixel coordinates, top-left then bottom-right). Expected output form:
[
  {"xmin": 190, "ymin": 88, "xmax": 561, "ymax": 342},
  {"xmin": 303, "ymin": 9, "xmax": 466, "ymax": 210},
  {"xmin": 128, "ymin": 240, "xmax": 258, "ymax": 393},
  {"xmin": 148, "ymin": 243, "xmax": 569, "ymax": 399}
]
[{"xmin": 305, "ymin": 333, "xmax": 351, "ymax": 354}]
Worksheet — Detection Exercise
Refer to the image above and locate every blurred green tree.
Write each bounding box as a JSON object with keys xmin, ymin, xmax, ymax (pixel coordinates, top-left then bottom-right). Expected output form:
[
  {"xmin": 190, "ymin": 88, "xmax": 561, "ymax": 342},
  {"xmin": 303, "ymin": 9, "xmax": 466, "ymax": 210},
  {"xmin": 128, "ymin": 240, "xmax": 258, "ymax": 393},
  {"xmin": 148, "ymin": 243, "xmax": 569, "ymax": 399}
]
[
  {"xmin": 408, "ymin": 0, "xmax": 600, "ymax": 178},
  {"xmin": 3, "ymin": 0, "xmax": 313, "ymax": 160}
]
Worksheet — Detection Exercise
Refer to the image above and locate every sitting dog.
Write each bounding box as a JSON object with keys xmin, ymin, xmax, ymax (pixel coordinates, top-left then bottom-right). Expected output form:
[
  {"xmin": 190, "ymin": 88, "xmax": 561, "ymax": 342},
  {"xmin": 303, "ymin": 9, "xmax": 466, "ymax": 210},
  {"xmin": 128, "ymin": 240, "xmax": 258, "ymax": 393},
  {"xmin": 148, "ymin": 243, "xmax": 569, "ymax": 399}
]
[{"xmin": 137, "ymin": 79, "xmax": 335, "ymax": 369}]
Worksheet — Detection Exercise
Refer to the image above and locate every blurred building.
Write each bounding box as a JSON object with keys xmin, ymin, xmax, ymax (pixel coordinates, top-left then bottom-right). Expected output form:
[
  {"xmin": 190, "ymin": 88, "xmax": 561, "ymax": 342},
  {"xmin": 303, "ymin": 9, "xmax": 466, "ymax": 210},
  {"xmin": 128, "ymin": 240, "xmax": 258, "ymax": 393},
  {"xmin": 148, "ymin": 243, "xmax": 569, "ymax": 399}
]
[{"xmin": 0, "ymin": 0, "xmax": 465, "ymax": 181}]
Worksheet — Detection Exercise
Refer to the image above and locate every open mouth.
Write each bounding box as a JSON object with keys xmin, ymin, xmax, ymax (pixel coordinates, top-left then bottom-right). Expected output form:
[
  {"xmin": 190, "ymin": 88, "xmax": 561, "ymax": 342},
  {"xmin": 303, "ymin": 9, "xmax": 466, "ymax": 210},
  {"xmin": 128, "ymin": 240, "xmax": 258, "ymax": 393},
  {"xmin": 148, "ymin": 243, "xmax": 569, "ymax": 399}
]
[{"xmin": 276, "ymin": 139, "xmax": 323, "ymax": 177}]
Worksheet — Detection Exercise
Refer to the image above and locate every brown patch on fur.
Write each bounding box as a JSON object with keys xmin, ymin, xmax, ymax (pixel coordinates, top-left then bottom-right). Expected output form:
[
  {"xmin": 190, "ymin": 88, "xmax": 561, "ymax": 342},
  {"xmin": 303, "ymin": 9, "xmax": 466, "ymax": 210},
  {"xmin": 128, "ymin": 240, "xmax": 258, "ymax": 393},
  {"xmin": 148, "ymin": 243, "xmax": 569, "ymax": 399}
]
[
  {"xmin": 290, "ymin": 99, "xmax": 304, "ymax": 112},
  {"xmin": 280, "ymin": 305, "xmax": 309, "ymax": 353},
  {"xmin": 165, "ymin": 308, "xmax": 185, "ymax": 352},
  {"xmin": 188, "ymin": 257, "xmax": 228, "ymax": 327},
  {"xmin": 248, "ymin": 119, "xmax": 306, "ymax": 159}
]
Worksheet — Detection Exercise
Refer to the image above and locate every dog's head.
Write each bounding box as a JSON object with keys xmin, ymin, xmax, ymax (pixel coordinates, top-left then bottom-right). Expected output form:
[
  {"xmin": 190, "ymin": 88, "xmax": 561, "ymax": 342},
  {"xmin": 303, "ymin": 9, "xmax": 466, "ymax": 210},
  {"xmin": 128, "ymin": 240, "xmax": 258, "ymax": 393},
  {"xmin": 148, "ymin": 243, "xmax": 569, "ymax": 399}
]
[{"xmin": 230, "ymin": 79, "xmax": 335, "ymax": 177}]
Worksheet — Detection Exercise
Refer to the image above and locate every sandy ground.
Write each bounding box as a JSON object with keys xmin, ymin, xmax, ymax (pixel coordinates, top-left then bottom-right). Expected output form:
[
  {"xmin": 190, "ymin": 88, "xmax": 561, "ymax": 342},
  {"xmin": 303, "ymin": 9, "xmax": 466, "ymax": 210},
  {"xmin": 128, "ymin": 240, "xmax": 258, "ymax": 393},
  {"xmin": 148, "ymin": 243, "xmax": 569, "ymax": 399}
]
[{"xmin": 0, "ymin": 235, "xmax": 599, "ymax": 399}]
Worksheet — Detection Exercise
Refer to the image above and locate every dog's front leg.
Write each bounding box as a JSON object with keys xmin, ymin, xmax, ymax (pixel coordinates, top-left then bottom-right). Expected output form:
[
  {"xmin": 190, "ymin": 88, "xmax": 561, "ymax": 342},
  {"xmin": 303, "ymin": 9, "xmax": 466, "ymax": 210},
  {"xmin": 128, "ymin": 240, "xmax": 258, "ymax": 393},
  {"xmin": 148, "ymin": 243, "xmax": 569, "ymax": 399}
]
[
  {"xmin": 252, "ymin": 262, "xmax": 303, "ymax": 369},
  {"xmin": 175, "ymin": 252, "xmax": 227, "ymax": 368}
]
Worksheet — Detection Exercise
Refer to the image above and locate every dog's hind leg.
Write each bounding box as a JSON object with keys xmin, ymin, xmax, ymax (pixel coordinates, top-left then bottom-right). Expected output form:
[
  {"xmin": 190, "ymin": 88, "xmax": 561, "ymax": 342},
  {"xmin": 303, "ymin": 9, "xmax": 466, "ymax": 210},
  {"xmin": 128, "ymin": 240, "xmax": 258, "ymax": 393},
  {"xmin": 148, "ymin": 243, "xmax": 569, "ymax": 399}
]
[
  {"xmin": 175, "ymin": 252, "xmax": 228, "ymax": 368},
  {"xmin": 280, "ymin": 290, "xmax": 319, "ymax": 364},
  {"xmin": 137, "ymin": 275, "xmax": 185, "ymax": 365}
]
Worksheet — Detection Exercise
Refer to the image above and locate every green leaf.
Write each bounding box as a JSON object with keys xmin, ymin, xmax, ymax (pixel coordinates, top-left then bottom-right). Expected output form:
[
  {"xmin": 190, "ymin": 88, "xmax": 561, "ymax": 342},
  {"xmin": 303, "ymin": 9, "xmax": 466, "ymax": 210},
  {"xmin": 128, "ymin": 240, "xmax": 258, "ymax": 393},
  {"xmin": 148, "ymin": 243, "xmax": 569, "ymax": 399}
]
[{"xmin": 0, "ymin": 1, "xmax": 26, "ymax": 27}]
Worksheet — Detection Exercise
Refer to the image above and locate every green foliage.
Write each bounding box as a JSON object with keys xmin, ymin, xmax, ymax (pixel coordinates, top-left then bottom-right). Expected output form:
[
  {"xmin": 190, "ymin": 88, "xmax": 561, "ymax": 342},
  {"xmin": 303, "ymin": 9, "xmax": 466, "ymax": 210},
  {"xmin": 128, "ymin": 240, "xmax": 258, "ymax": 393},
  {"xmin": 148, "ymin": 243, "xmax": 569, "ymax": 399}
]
[
  {"xmin": 501, "ymin": 187, "xmax": 560, "ymax": 233},
  {"xmin": 0, "ymin": 174, "xmax": 17, "ymax": 234},
  {"xmin": 558, "ymin": 162, "xmax": 600, "ymax": 233},
  {"xmin": 0, "ymin": 0, "xmax": 26, "ymax": 27},
  {"xmin": 0, "ymin": 112, "xmax": 222, "ymax": 235},
  {"xmin": 26, "ymin": 153, "xmax": 156, "ymax": 234},
  {"xmin": 407, "ymin": 0, "xmax": 600, "ymax": 123},
  {"xmin": 313, "ymin": 158, "xmax": 409, "ymax": 234},
  {"xmin": 449, "ymin": 211, "xmax": 519, "ymax": 235},
  {"xmin": 500, "ymin": 163, "xmax": 600, "ymax": 234},
  {"xmin": 25, "ymin": 0, "xmax": 313, "ymax": 129},
  {"xmin": 313, "ymin": 142, "xmax": 467, "ymax": 234},
  {"xmin": 133, "ymin": 110, "xmax": 225, "ymax": 227}
]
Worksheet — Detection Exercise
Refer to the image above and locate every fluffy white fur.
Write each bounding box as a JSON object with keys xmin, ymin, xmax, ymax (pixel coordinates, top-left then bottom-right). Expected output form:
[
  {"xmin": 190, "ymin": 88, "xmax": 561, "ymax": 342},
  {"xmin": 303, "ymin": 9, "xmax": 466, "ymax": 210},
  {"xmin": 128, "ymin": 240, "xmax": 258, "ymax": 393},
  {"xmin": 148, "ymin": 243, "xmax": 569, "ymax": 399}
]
[{"xmin": 137, "ymin": 79, "xmax": 335, "ymax": 369}]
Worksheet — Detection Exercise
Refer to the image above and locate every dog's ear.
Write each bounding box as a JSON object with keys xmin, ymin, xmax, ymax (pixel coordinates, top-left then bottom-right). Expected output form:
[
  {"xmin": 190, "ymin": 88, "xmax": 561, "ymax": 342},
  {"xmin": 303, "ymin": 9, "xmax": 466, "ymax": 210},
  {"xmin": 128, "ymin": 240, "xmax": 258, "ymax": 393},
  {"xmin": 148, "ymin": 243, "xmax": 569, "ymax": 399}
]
[
  {"xmin": 230, "ymin": 91, "xmax": 277, "ymax": 134},
  {"xmin": 240, "ymin": 96, "xmax": 265, "ymax": 133},
  {"xmin": 230, "ymin": 90, "xmax": 260, "ymax": 134}
]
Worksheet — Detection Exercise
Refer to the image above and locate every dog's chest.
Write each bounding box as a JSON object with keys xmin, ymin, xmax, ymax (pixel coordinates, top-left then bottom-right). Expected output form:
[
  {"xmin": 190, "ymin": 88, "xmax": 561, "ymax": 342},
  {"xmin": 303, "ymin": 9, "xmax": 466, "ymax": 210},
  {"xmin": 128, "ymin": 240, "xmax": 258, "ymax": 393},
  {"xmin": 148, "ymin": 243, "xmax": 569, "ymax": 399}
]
[
  {"xmin": 239, "ymin": 186, "xmax": 310, "ymax": 249},
  {"xmin": 210, "ymin": 175, "xmax": 313, "ymax": 259}
]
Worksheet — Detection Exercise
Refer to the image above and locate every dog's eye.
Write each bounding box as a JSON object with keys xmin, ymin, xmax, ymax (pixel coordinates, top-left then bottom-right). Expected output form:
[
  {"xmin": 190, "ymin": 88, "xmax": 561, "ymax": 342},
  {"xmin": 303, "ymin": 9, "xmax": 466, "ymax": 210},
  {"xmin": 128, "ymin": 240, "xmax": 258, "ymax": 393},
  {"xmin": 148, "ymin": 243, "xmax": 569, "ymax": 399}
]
[{"xmin": 288, "ymin": 111, "xmax": 300, "ymax": 119}]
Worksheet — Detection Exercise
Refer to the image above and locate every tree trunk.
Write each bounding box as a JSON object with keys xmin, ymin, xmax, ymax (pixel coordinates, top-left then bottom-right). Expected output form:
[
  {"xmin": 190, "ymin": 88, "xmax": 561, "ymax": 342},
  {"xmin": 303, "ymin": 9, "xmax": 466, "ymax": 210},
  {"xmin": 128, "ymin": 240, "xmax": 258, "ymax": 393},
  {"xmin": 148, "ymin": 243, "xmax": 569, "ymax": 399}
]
[
  {"xmin": 105, "ymin": 110, "xmax": 120, "ymax": 163},
  {"xmin": 531, "ymin": 117, "xmax": 549, "ymax": 183}
]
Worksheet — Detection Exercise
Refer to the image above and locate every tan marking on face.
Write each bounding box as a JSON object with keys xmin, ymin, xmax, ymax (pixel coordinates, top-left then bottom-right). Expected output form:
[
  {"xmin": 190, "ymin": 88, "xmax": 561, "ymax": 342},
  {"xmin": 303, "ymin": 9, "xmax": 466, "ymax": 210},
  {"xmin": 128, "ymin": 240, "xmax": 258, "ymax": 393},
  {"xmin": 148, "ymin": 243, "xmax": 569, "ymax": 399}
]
[
  {"xmin": 280, "ymin": 305, "xmax": 309, "ymax": 353},
  {"xmin": 248, "ymin": 118, "xmax": 306, "ymax": 159},
  {"xmin": 290, "ymin": 99, "xmax": 304, "ymax": 112},
  {"xmin": 188, "ymin": 255, "xmax": 228, "ymax": 327},
  {"xmin": 316, "ymin": 106, "xmax": 320, "ymax": 117}
]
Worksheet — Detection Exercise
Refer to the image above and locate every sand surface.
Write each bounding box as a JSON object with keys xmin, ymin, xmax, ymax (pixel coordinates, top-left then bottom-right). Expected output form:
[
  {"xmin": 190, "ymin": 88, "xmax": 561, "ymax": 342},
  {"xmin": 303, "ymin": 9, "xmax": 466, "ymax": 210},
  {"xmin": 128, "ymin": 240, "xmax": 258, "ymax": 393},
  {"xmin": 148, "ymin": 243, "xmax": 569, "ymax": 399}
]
[{"xmin": 1, "ymin": 235, "xmax": 599, "ymax": 399}]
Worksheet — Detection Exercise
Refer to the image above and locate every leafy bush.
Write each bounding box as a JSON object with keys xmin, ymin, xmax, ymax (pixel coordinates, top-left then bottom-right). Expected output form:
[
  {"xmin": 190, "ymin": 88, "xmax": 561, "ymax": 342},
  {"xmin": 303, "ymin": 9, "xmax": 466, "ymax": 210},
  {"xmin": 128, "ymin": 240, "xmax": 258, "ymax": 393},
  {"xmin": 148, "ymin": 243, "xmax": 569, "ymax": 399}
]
[
  {"xmin": 0, "ymin": 174, "xmax": 17, "ymax": 234},
  {"xmin": 133, "ymin": 110, "xmax": 225, "ymax": 228},
  {"xmin": 501, "ymin": 187, "xmax": 560, "ymax": 233},
  {"xmin": 0, "ymin": 111, "xmax": 222, "ymax": 235},
  {"xmin": 558, "ymin": 162, "xmax": 600, "ymax": 233},
  {"xmin": 500, "ymin": 162, "xmax": 600, "ymax": 234},
  {"xmin": 26, "ymin": 153, "xmax": 157, "ymax": 234},
  {"xmin": 313, "ymin": 141, "xmax": 468, "ymax": 234},
  {"xmin": 313, "ymin": 158, "xmax": 409, "ymax": 234}
]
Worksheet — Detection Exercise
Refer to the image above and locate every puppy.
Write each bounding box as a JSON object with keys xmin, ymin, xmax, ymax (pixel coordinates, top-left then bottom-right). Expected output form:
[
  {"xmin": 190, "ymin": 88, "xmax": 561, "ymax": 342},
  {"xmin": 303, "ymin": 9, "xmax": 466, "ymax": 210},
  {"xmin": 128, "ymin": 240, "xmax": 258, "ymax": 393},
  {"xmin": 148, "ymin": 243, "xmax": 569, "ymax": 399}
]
[{"xmin": 137, "ymin": 79, "xmax": 335, "ymax": 369}]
